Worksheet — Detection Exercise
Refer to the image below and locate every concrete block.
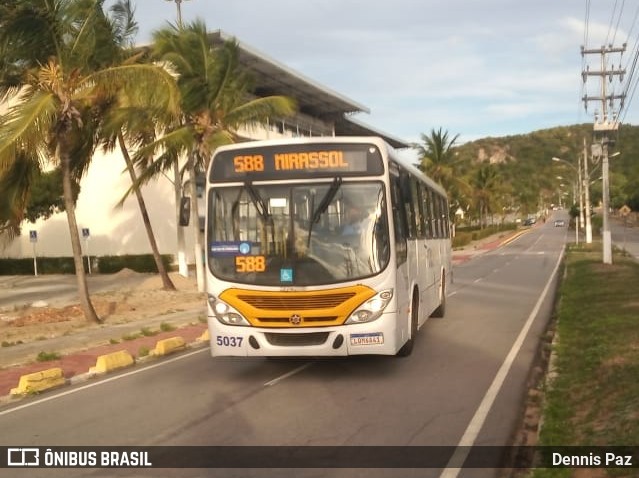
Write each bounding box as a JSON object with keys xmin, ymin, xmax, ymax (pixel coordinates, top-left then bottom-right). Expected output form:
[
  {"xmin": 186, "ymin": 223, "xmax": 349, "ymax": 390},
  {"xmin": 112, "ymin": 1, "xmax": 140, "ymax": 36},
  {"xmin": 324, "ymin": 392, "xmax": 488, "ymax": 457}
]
[
  {"xmin": 11, "ymin": 368, "xmax": 66, "ymax": 395},
  {"xmin": 153, "ymin": 336, "xmax": 186, "ymax": 356},
  {"xmin": 89, "ymin": 350, "xmax": 135, "ymax": 374}
]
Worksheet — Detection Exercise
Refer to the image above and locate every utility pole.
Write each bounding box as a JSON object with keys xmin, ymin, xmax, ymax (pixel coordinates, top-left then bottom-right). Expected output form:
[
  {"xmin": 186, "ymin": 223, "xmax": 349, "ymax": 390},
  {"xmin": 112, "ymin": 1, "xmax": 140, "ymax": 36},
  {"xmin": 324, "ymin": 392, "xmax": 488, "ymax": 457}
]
[{"xmin": 581, "ymin": 43, "xmax": 626, "ymax": 264}]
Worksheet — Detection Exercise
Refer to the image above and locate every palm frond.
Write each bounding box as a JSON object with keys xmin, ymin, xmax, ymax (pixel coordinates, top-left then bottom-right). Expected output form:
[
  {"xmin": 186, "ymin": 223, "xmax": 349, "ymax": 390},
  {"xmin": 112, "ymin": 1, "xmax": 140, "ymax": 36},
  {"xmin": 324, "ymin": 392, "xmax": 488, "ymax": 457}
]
[
  {"xmin": 225, "ymin": 96, "xmax": 296, "ymax": 129},
  {"xmin": 83, "ymin": 63, "xmax": 181, "ymax": 117},
  {"xmin": 0, "ymin": 89, "xmax": 57, "ymax": 171}
]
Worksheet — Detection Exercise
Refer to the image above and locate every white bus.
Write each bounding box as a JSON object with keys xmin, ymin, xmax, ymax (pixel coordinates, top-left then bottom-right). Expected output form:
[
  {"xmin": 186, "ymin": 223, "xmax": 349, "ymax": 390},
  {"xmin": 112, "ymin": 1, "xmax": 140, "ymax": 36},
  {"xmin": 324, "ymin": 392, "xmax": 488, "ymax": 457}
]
[{"xmin": 205, "ymin": 137, "xmax": 451, "ymax": 357}]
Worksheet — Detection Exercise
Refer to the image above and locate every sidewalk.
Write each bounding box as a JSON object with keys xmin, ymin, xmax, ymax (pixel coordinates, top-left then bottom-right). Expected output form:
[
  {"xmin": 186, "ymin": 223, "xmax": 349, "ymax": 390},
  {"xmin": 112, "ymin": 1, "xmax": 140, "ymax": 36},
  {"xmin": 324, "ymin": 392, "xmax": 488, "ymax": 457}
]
[{"xmin": 0, "ymin": 228, "xmax": 528, "ymax": 402}]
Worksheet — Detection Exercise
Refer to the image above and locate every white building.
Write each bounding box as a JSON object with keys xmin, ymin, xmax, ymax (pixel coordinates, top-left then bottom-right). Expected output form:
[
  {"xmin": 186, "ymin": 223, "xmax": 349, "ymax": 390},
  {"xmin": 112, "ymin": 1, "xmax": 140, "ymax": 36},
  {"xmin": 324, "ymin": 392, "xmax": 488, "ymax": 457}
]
[{"xmin": 1, "ymin": 30, "xmax": 409, "ymax": 266}]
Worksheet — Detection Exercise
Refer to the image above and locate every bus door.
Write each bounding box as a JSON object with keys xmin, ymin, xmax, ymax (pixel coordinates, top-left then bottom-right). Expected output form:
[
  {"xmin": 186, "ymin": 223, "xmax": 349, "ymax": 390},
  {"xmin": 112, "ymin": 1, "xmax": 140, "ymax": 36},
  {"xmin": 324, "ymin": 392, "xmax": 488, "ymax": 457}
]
[
  {"xmin": 390, "ymin": 170, "xmax": 410, "ymax": 335},
  {"xmin": 422, "ymin": 185, "xmax": 439, "ymax": 305},
  {"xmin": 411, "ymin": 177, "xmax": 436, "ymax": 316}
]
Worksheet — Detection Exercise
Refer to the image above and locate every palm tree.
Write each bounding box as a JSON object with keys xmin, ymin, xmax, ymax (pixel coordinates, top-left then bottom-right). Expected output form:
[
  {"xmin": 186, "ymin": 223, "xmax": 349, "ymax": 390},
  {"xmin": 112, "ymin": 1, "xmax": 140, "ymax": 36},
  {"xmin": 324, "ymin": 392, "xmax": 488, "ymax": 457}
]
[
  {"xmin": 138, "ymin": 21, "xmax": 296, "ymax": 292},
  {"xmin": 96, "ymin": 1, "xmax": 177, "ymax": 291},
  {"xmin": 414, "ymin": 127, "xmax": 470, "ymax": 219},
  {"xmin": 472, "ymin": 165, "xmax": 500, "ymax": 228},
  {"xmin": 0, "ymin": 0, "xmax": 179, "ymax": 322}
]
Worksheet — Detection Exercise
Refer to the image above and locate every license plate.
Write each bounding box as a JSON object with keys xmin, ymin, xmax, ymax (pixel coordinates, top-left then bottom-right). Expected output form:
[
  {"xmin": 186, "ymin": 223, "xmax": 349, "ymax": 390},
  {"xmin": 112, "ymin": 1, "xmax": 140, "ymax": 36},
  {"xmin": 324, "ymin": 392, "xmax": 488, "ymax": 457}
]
[{"xmin": 350, "ymin": 332, "xmax": 384, "ymax": 346}]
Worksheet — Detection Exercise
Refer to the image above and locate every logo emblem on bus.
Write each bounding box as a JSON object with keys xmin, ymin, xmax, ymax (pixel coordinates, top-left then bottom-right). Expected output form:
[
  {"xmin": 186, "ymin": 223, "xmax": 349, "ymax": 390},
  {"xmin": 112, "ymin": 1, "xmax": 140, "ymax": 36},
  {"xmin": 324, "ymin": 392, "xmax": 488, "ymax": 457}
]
[{"xmin": 289, "ymin": 314, "xmax": 302, "ymax": 325}]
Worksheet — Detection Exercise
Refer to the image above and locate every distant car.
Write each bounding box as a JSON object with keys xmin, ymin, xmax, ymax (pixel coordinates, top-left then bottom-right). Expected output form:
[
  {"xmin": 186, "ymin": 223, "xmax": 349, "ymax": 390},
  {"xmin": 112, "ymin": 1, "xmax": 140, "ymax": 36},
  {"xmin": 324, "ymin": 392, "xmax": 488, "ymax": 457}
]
[
  {"xmin": 523, "ymin": 217, "xmax": 537, "ymax": 226},
  {"xmin": 554, "ymin": 219, "xmax": 565, "ymax": 227}
]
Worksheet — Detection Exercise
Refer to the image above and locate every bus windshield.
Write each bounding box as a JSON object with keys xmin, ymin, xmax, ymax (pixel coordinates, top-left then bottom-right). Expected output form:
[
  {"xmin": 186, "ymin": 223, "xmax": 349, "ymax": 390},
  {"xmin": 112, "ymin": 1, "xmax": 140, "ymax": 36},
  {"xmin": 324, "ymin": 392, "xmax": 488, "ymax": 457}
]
[{"xmin": 207, "ymin": 181, "xmax": 390, "ymax": 286}]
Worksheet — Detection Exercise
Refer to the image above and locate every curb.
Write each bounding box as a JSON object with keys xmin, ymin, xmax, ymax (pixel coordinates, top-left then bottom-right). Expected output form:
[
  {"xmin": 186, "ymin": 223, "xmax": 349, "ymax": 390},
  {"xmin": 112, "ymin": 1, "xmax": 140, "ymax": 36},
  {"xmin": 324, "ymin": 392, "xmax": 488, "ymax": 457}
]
[{"xmin": 5, "ymin": 330, "xmax": 211, "ymax": 401}]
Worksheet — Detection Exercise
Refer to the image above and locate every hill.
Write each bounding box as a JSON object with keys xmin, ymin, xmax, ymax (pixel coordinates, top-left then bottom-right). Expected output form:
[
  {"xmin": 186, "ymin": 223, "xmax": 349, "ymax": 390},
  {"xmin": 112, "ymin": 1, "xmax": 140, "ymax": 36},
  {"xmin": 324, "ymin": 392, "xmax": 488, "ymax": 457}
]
[{"xmin": 449, "ymin": 123, "xmax": 639, "ymax": 212}]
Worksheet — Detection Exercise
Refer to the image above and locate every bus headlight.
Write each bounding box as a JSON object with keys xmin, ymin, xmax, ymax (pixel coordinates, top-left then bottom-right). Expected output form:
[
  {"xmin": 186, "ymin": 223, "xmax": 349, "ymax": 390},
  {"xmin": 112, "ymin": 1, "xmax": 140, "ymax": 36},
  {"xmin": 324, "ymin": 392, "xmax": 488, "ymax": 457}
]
[
  {"xmin": 208, "ymin": 294, "xmax": 250, "ymax": 326},
  {"xmin": 345, "ymin": 289, "xmax": 393, "ymax": 324}
]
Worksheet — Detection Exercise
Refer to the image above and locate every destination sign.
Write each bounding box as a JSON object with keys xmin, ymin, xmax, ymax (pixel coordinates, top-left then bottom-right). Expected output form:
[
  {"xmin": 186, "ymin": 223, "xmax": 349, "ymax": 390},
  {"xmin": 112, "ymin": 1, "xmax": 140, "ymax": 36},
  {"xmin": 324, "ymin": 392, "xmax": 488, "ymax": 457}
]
[{"xmin": 210, "ymin": 143, "xmax": 384, "ymax": 182}]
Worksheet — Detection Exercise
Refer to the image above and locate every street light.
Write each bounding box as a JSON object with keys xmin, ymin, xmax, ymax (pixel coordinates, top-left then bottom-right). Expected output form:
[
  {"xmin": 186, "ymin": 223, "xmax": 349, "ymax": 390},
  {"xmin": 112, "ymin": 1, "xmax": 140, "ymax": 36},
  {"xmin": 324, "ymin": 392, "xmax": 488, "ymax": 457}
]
[
  {"xmin": 164, "ymin": 0, "xmax": 193, "ymax": 277},
  {"xmin": 165, "ymin": 0, "xmax": 191, "ymax": 28},
  {"xmin": 552, "ymin": 156, "xmax": 584, "ymax": 243}
]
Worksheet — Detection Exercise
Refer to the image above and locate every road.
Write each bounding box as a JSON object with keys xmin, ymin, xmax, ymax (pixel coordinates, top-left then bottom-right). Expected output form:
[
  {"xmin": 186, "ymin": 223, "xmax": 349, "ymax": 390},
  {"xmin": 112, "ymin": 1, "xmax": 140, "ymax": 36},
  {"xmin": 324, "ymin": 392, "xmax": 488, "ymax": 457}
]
[
  {"xmin": 611, "ymin": 216, "xmax": 639, "ymax": 259},
  {"xmin": 0, "ymin": 220, "xmax": 568, "ymax": 478}
]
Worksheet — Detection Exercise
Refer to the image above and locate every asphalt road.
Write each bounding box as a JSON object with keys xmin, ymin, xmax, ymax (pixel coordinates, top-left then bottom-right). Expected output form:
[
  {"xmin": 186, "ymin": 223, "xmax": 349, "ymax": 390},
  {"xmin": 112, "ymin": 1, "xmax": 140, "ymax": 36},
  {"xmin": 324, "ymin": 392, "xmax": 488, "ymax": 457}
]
[
  {"xmin": 611, "ymin": 216, "xmax": 639, "ymax": 259},
  {"xmin": 0, "ymin": 220, "xmax": 568, "ymax": 478}
]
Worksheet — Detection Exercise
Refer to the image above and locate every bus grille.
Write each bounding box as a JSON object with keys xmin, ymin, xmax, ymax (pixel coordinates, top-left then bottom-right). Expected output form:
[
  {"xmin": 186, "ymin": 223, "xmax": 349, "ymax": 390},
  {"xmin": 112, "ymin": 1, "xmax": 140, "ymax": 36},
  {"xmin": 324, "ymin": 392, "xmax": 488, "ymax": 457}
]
[
  {"xmin": 237, "ymin": 293, "xmax": 354, "ymax": 309},
  {"xmin": 256, "ymin": 316, "xmax": 338, "ymax": 325},
  {"xmin": 264, "ymin": 332, "xmax": 329, "ymax": 347},
  {"xmin": 219, "ymin": 285, "xmax": 376, "ymax": 328}
]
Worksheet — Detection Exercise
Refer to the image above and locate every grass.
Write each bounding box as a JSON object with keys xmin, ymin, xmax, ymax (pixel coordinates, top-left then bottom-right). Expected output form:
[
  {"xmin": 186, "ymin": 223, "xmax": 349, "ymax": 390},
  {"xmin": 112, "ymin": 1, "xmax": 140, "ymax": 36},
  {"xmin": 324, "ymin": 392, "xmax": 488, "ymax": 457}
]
[
  {"xmin": 121, "ymin": 332, "xmax": 142, "ymax": 341},
  {"xmin": 36, "ymin": 351, "xmax": 61, "ymax": 362},
  {"xmin": 160, "ymin": 322, "xmax": 176, "ymax": 332},
  {"xmin": 532, "ymin": 243, "xmax": 639, "ymax": 477},
  {"xmin": 140, "ymin": 327, "xmax": 158, "ymax": 337}
]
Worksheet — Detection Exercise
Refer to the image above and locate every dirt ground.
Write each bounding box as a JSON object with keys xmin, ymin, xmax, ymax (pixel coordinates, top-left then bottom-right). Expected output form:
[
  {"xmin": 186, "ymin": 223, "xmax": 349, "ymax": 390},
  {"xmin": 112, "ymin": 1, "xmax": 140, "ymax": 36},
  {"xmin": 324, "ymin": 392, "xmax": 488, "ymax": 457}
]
[{"xmin": 0, "ymin": 270, "xmax": 206, "ymax": 347}]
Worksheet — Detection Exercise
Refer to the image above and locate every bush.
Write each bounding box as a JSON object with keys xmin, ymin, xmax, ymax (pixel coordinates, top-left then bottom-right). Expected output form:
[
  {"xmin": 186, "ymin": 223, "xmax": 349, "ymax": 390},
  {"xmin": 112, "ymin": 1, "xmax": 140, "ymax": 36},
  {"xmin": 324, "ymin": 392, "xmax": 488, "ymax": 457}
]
[
  {"xmin": 97, "ymin": 254, "xmax": 172, "ymax": 274},
  {"xmin": 0, "ymin": 257, "xmax": 77, "ymax": 275},
  {"xmin": 455, "ymin": 223, "xmax": 517, "ymax": 244},
  {"xmin": 0, "ymin": 253, "xmax": 173, "ymax": 275},
  {"xmin": 452, "ymin": 232, "xmax": 473, "ymax": 248}
]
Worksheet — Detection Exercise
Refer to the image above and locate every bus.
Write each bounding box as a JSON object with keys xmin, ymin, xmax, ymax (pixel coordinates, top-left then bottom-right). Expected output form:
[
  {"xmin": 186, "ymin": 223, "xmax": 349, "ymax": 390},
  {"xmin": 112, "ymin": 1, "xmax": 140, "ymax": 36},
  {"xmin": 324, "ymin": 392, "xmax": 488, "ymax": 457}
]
[{"xmin": 205, "ymin": 136, "xmax": 452, "ymax": 357}]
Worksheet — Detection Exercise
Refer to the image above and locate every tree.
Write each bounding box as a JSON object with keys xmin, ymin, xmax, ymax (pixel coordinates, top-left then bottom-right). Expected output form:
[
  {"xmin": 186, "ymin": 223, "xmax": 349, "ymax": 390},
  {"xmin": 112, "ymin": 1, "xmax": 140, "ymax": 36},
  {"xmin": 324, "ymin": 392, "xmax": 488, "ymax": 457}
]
[
  {"xmin": 471, "ymin": 165, "xmax": 500, "ymax": 228},
  {"xmin": 414, "ymin": 127, "xmax": 470, "ymax": 220},
  {"xmin": 139, "ymin": 21, "xmax": 296, "ymax": 292},
  {"xmin": 0, "ymin": 0, "xmax": 179, "ymax": 322},
  {"xmin": 96, "ymin": 1, "xmax": 177, "ymax": 291}
]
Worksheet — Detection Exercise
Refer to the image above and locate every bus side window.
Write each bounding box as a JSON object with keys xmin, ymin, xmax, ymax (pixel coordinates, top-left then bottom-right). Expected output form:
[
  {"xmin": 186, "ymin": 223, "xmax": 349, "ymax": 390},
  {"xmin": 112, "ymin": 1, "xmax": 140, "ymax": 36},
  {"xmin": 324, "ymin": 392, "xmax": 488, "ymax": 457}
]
[
  {"xmin": 429, "ymin": 188, "xmax": 440, "ymax": 239},
  {"xmin": 419, "ymin": 183, "xmax": 432, "ymax": 239},
  {"xmin": 410, "ymin": 177, "xmax": 425, "ymax": 238},
  {"xmin": 390, "ymin": 173, "xmax": 408, "ymax": 264},
  {"xmin": 400, "ymin": 170, "xmax": 417, "ymax": 239},
  {"xmin": 440, "ymin": 196, "xmax": 450, "ymax": 238},
  {"xmin": 430, "ymin": 190, "xmax": 440, "ymax": 239}
]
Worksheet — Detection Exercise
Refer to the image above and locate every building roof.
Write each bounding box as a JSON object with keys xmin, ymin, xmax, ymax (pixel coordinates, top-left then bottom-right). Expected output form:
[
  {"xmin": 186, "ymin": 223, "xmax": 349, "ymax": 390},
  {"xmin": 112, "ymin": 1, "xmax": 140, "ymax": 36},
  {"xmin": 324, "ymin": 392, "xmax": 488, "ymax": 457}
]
[{"xmin": 209, "ymin": 30, "xmax": 411, "ymax": 149}]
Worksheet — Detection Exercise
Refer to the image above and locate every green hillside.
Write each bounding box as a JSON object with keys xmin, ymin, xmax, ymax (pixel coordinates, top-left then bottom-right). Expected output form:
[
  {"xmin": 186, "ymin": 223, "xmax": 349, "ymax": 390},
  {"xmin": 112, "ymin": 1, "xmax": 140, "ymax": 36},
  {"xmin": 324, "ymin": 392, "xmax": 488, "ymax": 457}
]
[{"xmin": 446, "ymin": 123, "xmax": 639, "ymax": 217}]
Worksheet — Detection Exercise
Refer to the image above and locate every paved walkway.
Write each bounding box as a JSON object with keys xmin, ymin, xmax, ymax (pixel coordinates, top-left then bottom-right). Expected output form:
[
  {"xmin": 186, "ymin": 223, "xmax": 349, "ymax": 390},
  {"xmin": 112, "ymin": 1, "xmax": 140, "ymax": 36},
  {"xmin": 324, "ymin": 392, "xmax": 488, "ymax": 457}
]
[
  {"xmin": 0, "ymin": 308, "xmax": 208, "ymax": 399},
  {"xmin": 0, "ymin": 228, "xmax": 528, "ymax": 401}
]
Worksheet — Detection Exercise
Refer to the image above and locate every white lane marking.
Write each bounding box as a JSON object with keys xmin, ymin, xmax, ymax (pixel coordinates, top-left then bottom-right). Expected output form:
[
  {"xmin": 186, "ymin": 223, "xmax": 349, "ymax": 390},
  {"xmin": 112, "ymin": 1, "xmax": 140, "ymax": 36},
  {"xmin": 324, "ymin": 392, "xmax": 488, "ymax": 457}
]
[
  {"xmin": 0, "ymin": 348, "xmax": 209, "ymax": 417},
  {"xmin": 439, "ymin": 246, "xmax": 565, "ymax": 478},
  {"xmin": 448, "ymin": 291, "xmax": 458, "ymax": 297},
  {"xmin": 264, "ymin": 362, "xmax": 314, "ymax": 387},
  {"xmin": 473, "ymin": 278, "xmax": 482, "ymax": 283}
]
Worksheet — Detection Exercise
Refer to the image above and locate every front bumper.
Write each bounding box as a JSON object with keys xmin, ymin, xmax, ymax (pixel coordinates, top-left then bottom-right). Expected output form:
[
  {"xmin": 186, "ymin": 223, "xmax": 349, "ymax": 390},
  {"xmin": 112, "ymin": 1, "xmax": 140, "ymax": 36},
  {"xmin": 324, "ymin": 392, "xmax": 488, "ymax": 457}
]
[{"xmin": 208, "ymin": 312, "xmax": 400, "ymax": 357}]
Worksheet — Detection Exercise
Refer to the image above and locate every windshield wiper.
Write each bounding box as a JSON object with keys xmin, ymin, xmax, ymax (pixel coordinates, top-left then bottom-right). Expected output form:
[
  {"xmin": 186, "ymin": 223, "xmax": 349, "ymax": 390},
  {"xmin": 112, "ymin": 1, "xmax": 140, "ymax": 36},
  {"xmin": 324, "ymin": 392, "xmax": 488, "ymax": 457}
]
[
  {"xmin": 307, "ymin": 177, "xmax": 342, "ymax": 246},
  {"xmin": 244, "ymin": 181, "xmax": 270, "ymax": 221}
]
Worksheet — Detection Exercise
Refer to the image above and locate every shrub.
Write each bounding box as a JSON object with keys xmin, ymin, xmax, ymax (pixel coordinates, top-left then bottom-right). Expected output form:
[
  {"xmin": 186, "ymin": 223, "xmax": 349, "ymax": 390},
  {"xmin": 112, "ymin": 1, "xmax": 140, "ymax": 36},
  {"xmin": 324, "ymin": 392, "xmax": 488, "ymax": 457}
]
[{"xmin": 97, "ymin": 254, "xmax": 173, "ymax": 274}]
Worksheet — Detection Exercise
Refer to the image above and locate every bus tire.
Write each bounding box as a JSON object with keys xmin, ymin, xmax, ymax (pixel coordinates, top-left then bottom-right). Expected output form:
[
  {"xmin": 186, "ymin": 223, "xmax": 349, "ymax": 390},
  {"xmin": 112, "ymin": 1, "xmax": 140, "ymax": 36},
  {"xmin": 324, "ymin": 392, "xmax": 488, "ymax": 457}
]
[
  {"xmin": 430, "ymin": 271, "xmax": 446, "ymax": 318},
  {"xmin": 397, "ymin": 292, "xmax": 419, "ymax": 357}
]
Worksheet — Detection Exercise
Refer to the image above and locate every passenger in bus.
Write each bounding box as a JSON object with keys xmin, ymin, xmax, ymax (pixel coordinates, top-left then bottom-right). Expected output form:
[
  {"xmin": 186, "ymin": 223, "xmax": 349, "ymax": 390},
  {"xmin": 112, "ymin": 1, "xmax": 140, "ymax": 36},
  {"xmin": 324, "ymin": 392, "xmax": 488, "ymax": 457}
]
[{"xmin": 341, "ymin": 203, "xmax": 369, "ymax": 236}]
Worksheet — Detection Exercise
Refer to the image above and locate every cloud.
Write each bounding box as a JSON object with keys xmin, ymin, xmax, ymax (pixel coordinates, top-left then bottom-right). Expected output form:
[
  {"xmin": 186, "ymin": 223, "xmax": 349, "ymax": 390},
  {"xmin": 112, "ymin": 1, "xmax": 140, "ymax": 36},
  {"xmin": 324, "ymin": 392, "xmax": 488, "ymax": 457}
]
[{"xmin": 127, "ymin": 0, "xmax": 639, "ymax": 140}]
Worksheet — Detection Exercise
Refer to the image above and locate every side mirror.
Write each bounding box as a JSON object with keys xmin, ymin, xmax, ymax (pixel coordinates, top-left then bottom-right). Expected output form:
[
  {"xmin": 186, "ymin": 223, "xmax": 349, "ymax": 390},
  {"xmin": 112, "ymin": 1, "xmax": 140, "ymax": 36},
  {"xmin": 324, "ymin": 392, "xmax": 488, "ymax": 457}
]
[{"xmin": 179, "ymin": 197, "xmax": 191, "ymax": 226}]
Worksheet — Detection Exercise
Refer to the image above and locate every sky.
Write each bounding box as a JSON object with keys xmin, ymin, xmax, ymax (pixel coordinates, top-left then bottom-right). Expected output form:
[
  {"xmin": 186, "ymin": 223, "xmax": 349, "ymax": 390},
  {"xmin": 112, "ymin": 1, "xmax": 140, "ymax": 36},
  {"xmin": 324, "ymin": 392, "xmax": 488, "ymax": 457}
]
[{"xmin": 123, "ymin": 0, "xmax": 639, "ymax": 145}]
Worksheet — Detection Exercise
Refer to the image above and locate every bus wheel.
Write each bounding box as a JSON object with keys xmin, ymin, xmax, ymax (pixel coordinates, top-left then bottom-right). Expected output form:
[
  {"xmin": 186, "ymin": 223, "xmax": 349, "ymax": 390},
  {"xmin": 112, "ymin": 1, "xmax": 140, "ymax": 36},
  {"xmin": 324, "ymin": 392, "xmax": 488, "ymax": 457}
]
[
  {"xmin": 430, "ymin": 271, "xmax": 446, "ymax": 318},
  {"xmin": 397, "ymin": 292, "xmax": 419, "ymax": 357}
]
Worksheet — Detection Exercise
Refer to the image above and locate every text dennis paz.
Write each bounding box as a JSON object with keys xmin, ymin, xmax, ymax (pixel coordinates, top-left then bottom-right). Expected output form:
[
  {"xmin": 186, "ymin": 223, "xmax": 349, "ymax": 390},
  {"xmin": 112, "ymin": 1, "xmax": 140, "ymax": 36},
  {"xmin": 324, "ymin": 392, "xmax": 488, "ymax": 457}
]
[{"xmin": 553, "ymin": 452, "xmax": 634, "ymax": 467}]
